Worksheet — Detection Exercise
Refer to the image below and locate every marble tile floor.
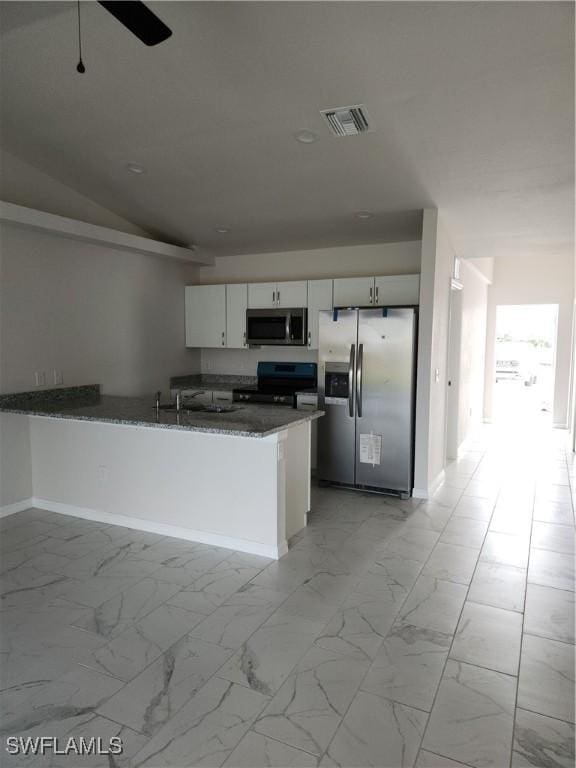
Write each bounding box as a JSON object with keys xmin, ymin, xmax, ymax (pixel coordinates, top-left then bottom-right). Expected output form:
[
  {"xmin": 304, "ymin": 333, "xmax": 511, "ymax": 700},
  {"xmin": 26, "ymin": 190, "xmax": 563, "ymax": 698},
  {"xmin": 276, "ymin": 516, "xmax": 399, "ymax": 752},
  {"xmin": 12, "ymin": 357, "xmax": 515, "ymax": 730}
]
[{"xmin": 0, "ymin": 425, "xmax": 575, "ymax": 767}]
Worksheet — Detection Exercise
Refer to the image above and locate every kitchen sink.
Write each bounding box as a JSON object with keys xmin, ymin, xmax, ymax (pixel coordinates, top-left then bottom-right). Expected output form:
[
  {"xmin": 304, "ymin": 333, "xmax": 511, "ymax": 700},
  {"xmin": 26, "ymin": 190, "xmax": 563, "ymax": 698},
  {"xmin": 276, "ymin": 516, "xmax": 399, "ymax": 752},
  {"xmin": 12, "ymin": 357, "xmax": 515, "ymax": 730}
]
[{"xmin": 154, "ymin": 404, "xmax": 240, "ymax": 414}]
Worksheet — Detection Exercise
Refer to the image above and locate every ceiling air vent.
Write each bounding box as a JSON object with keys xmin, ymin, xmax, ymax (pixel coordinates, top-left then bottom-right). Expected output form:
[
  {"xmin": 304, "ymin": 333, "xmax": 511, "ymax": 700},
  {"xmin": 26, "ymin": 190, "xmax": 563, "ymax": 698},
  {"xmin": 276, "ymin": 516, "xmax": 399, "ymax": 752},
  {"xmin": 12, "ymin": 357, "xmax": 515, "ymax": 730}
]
[{"xmin": 320, "ymin": 105, "xmax": 372, "ymax": 137}]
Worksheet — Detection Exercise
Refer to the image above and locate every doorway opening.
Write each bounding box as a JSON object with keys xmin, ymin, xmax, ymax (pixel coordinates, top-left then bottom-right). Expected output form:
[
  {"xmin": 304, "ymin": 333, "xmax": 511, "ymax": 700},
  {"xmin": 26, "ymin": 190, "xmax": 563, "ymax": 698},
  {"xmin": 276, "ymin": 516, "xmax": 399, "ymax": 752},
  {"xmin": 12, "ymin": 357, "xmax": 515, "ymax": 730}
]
[{"xmin": 493, "ymin": 304, "xmax": 558, "ymax": 427}]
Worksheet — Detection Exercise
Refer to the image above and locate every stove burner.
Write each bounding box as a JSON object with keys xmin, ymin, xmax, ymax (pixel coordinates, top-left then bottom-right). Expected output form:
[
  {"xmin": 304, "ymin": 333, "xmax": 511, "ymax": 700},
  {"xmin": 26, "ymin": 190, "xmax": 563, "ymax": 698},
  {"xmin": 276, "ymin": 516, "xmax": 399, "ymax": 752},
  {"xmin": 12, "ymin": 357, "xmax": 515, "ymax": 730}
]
[{"xmin": 232, "ymin": 362, "xmax": 317, "ymax": 407}]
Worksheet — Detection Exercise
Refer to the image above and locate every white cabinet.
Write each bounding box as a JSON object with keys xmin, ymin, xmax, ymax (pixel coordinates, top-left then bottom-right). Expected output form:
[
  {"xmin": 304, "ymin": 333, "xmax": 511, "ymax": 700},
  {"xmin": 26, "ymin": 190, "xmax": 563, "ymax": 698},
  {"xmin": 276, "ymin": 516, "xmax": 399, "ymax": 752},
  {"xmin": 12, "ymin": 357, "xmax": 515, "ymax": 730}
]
[
  {"xmin": 248, "ymin": 281, "xmax": 307, "ymax": 309},
  {"xmin": 307, "ymin": 279, "xmax": 333, "ymax": 349},
  {"xmin": 185, "ymin": 274, "xmax": 420, "ymax": 349},
  {"xmin": 226, "ymin": 283, "xmax": 248, "ymax": 348},
  {"xmin": 332, "ymin": 275, "xmax": 420, "ymax": 308},
  {"xmin": 333, "ymin": 277, "xmax": 374, "ymax": 307},
  {"xmin": 374, "ymin": 274, "xmax": 420, "ymax": 306},
  {"xmin": 248, "ymin": 282, "xmax": 277, "ymax": 309},
  {"xmin": 276, "ymin": 280, "xmax": 307, "ymax": 308},
  {"xmin": 185, "ymin": 285, "xmax": 226, "ymax": 348}
]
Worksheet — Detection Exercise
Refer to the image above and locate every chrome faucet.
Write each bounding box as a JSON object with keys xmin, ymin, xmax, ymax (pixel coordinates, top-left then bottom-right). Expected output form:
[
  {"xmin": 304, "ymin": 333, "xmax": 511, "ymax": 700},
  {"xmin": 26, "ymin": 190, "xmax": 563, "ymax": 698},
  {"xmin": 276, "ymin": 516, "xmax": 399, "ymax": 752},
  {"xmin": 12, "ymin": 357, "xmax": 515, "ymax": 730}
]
[{"xmin": 155, "ymin": 391, "xmax": 162, "ymax": 410}]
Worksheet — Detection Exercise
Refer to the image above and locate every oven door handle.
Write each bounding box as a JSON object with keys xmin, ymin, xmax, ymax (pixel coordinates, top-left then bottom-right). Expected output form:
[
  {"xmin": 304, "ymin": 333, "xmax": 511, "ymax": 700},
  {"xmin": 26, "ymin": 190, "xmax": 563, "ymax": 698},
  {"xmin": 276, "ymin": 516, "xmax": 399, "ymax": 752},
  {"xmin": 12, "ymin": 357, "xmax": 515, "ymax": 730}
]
[{"xmin": 348, "ymin": 344, "xmax": 356, "ymax": 417}]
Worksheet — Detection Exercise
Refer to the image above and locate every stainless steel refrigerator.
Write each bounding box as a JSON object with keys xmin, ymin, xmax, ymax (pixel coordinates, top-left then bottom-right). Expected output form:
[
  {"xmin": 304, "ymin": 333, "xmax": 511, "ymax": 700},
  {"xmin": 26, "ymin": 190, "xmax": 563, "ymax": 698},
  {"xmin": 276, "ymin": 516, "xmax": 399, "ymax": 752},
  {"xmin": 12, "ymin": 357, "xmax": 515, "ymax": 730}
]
[{"xmin": 317, "ymin": 307, "xmax": 417, "ymax": 496}]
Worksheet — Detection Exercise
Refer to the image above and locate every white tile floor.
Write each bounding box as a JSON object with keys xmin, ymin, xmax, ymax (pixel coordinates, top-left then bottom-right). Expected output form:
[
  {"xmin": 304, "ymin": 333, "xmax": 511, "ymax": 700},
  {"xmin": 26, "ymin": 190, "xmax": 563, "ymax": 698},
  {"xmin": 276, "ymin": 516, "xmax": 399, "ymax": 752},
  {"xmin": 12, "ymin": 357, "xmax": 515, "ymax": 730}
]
[{"xmin": 0, "ymin": 424, "xmax": 574, "ymax": 767}]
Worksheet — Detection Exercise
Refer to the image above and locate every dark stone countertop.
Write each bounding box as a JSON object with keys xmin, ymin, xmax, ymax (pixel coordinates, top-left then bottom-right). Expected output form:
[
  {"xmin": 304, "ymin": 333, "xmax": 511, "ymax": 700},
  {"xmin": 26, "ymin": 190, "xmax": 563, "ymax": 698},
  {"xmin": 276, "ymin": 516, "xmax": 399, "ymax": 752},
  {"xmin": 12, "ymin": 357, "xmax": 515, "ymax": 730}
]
[
  {"xmin": 169, "ymin": 374, "xmax": 257, "ymax": 392},
  {"xmin": 0, "ymin": 386, "xmax": 323, "ymax": 438}
]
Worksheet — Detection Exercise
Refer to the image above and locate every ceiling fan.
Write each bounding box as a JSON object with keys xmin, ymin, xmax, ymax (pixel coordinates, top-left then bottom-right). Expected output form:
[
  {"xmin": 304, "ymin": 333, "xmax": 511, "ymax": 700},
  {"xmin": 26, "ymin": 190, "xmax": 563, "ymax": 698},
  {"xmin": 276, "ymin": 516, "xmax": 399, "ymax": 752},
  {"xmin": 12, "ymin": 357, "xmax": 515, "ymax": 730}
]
[{"xmin": 76, "ymin": 1, "xmax": 172, "ymax": 73}]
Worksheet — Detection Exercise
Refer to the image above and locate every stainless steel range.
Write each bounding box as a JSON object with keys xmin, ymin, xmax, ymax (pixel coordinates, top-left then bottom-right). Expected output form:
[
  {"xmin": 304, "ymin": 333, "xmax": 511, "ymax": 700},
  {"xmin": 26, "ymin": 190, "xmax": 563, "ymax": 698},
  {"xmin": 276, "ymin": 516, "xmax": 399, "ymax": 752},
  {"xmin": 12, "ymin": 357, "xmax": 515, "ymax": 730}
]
[{"xmin": 233, "ymin": 362, "xmax": 317, "ymax": 407}]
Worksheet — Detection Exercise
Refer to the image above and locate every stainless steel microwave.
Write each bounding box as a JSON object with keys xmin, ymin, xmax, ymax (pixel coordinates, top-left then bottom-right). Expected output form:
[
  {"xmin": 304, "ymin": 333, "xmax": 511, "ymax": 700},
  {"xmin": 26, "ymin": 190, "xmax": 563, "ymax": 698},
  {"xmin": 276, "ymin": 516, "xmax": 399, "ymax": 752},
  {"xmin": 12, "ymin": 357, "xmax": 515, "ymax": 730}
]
[{"xmin": 246, "ymin": 308, "xmax": 308, "ymax": 346}]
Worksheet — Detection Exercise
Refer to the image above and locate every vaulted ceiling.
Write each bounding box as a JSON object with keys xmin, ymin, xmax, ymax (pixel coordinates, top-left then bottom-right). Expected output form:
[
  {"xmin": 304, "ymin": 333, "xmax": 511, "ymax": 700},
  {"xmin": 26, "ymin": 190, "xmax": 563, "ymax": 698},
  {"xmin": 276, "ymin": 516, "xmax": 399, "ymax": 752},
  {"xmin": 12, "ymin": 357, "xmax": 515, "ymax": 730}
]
[{"xmin": 0, "ymin": 1, "xmax": 573, "ymax": 259}]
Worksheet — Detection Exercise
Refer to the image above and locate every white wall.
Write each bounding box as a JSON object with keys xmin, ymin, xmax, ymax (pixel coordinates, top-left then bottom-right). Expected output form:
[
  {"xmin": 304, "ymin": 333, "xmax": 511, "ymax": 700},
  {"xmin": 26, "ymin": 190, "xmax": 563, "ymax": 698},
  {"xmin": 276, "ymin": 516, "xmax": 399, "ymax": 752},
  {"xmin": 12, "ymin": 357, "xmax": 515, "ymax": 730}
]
[
  {"xmin": 414, "ymin": 210, "xmax": 454, "ymax": 495},
  {"xmin": 198, "ymin": 240, "xmax": 421, "ymax": 375},
  {"xmin": 0, "ymin": 225, "xmax": 200, "ymax": 396},
  {"xmin": 199, "ymin": 241, "xmax": 421, "ymax": 284},
  {"xmin": 484, "ymin": 252, "xmax": 574, "ymax": 426},
  {"xmin": 457, "ymin": 261, "xmax": 489, "ymax": 448}
]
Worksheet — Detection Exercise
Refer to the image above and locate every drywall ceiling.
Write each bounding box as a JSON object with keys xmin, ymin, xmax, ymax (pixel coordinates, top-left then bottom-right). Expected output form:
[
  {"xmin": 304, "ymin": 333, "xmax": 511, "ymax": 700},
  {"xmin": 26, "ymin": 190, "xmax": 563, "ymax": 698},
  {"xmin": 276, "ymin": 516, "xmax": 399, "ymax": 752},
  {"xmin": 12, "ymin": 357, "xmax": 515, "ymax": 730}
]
[{"xmin": 0, "ymin": 1, "xmax": 573, "ymax": 260}]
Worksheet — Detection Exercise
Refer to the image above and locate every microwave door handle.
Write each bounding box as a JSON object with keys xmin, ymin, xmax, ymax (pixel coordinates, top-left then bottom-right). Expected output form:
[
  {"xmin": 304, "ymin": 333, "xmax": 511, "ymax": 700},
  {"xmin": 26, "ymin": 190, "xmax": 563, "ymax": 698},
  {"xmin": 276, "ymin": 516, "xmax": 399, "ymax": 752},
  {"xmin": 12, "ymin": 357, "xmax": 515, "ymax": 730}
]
[
  {"xmin": 356, "ymin": 343, "xmax": 363, "ymax": 417},
  {"xmin": 348, "ymin": 344, "xmax": 356, "ymax": 417},
  {"xmin": 286, "ymin": 312, "xmax": 291, "ymax": 341}
]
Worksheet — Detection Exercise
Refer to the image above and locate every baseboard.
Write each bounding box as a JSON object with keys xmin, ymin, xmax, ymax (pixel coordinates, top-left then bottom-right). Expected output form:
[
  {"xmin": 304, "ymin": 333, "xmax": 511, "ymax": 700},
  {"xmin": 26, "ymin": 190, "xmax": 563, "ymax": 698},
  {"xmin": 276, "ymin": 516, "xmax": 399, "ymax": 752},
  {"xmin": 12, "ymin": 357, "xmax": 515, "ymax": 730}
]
[
  {"xmin": 412, "ymin": 469, "xmax": 446, "ymax": 500},
  {"xmin": 0, "ymin": 498, "xmax": 34, "ymax": 518},
  {"xmin": 31, "ymin": 497, "xmax": 287, "ymax": 560}
]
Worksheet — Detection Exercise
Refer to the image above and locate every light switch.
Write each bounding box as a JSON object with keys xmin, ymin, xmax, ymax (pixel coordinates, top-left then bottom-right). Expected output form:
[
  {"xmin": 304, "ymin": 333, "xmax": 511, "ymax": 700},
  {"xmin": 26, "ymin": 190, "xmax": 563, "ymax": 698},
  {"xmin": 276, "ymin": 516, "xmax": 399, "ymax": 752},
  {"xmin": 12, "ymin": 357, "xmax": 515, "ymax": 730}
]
[{"xmin": 435, "ymin": 369, "xmax": 440, "ymax": 383}]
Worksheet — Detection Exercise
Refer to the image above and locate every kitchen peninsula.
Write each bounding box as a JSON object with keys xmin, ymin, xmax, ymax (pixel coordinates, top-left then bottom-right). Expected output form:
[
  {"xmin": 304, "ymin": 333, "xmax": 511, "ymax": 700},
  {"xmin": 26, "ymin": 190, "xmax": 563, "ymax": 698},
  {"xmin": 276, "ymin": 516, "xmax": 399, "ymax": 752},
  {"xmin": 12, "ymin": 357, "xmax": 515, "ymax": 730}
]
[{"xmin": 0, "ymin": 385, "xmax": 323, "ymax": 558}]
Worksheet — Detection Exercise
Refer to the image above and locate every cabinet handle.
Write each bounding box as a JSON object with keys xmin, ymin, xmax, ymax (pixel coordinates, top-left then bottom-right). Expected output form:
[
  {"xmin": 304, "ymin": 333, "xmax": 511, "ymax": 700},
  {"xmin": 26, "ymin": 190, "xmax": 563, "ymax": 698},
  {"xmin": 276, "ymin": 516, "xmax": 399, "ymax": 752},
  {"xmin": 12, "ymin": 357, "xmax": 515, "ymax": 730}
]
[
  {"xmin": 243, "ymin": 331, "xmax": 246, "ymax": 347},
  {"xmin": 221, "ymin": 331, "xmax": 225, "ymax": 346},
  {"xmin": 277, "ymin": 290, "xmax": 280, "ymax": 306},
  {"xmin": 369, "ymin": 286, "xmax": 373, "ymax": 304},
  {"xmin": 272, "ymin": 290, "xmax": 276, "ymax": 304},
  {"xmin": 375, "ymin": 286, "xmax": 379, "ymax": 304}
]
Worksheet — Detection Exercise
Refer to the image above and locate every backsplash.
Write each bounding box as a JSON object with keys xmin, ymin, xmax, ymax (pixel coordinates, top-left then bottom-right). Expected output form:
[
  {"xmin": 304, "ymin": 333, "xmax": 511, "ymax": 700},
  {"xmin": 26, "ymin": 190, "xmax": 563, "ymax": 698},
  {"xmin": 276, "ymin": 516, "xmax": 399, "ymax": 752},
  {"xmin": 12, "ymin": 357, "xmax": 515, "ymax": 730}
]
[{"xmin": 201, "ymin": 347, "xmax": 318, "ymax": 376}]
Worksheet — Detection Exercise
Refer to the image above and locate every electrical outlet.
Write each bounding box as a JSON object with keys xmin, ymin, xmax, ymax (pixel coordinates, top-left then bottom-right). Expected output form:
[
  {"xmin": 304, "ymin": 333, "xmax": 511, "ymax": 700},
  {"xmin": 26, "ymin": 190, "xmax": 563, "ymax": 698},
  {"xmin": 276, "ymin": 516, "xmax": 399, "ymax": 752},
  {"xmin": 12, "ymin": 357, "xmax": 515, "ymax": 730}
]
[
  {"xmin": 34, "ymin": 371, "xmax": 46, "ymax": 387},
  {"xmin": 53, "ymin": 370, "xmax": 64, "ymax": 385}
]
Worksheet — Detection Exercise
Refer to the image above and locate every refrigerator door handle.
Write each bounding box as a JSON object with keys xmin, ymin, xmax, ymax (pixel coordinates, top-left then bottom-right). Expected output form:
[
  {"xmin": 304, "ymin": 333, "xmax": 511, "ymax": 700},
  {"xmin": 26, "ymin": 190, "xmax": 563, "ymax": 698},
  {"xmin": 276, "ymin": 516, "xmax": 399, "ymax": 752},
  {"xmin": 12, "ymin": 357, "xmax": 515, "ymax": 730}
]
[
  {"xmin": 348, "ymin": 344, "xmax": 356, "ymax": 417},
  {"xmin": 356, "ymin": 343, "xmax": 364, "ymax": 417}
]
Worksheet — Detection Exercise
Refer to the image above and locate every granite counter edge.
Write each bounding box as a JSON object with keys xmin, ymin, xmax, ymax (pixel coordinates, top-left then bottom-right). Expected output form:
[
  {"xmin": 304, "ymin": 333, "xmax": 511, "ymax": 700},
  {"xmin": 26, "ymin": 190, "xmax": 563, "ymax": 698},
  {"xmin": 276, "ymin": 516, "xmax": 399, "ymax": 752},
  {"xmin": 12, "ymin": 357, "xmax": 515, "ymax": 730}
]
[{"xmin": 0, "ymin": 406, "xmax": 324, "ymax": 439}]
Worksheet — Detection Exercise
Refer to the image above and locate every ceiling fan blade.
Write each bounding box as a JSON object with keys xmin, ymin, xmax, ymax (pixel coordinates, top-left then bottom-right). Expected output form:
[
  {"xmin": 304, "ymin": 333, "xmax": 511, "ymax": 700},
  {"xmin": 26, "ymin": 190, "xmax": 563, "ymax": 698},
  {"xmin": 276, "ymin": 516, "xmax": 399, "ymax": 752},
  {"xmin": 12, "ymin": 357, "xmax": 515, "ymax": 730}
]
[{"xmin": 97, "ymin": 1, "xmax": 172, "ymax": 46}]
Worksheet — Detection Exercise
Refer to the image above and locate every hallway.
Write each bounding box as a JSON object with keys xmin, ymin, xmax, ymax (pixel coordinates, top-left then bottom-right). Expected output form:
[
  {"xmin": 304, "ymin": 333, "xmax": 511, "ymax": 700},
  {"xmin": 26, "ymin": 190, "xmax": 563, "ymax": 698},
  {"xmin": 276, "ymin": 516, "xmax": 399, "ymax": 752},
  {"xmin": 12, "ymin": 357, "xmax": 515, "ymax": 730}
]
[{"xmin": 1, "ymin": 424, "xmax": 574, "ymax": 767}]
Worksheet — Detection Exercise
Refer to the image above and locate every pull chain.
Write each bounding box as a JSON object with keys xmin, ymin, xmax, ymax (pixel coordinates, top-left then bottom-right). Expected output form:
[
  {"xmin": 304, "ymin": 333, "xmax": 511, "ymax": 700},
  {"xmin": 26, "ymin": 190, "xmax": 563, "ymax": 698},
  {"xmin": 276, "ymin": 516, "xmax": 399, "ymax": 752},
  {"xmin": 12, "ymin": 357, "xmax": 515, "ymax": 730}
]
[{"xmin": 76, "ymin": 0, "xmax": 85, "ymax": 73}]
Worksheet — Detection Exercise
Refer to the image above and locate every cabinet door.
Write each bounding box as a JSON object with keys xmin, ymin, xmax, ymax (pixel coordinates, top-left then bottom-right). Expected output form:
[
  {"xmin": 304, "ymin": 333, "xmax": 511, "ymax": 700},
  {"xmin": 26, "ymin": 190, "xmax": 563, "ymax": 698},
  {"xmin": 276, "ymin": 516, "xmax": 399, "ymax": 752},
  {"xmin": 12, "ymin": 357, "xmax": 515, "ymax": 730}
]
[
  {"xmin": 374, "ymin": 274, "xmax": 420, "ymax": 306},
  {"xmin": 226, "ymin": 284, "xmax": 248, "ymax": 348},
  {"xmin": 276, "ymin": 280, "xmax": 308, "ymax": 308},
  {"xmin": 248, "ymin": 282, "xmax": 277, "ymax": 309},
  {"xmin": 307, "ymin": 279, "xmax": 333, "ymax": 349},
  {"xmin": 333, "ymin": 277, "xmax": 375, "ymax": 307},
  {"xmin": 185, "ymin": 285, "xmax": 226, "ymax": 348}
]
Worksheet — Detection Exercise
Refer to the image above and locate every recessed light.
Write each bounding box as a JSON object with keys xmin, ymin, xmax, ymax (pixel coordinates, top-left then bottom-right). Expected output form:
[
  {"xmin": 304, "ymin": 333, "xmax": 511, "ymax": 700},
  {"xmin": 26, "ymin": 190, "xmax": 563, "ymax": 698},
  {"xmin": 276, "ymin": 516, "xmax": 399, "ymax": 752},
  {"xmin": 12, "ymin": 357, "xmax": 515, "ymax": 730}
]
[
  {"xmin": 294, "ymin": 130, "xmax": 318, "ymax": 144},
  {"xmin": 355, "ymin": 211, "xmax": 374, "ymax": 220},
  {"xmin": 215, "ymin": 227, "xmax": 230, "ymax": 234},
  {"xmin": 126, "ymin": 162, "xmax": 146, "ymax": 174}
]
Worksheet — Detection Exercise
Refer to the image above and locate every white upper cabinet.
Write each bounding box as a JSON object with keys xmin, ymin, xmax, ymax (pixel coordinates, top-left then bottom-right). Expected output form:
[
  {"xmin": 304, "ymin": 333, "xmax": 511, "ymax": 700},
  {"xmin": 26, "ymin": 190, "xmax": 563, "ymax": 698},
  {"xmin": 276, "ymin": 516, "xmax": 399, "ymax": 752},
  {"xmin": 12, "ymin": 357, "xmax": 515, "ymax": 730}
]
[
  {"xmin": 374, "ymin": 274, "xmax": 420, "ymax": 306},
  {"xmin": 248, "ymin": 281, "xmax": 307, "ymax": 308},
  {"xmin": 276, "ymin": 280, "xmax": 308, "ymax": 308},
  {"xmin": 248, "ymin": 282, "xmax": 277, "ymax": 309},
  {"xmin": 226, "ymin": 283, "xmax": 248, "ymax": 348},
  {"xmin": 185, "ymin": 273, "xmax": 420, "ymax": 348},
  {"xmin": 307, "ymin": 279, "xmax": 333, "ymax": 350},
  {"xmin": 332, "ymin": 275, "xmax": 420, "ymax": 308},
  {"xmin": 185, "ymin": 285, "xmax": 226, "ymax": 348},
  {"xmin": 333, "ymin": 277, "xmax": 375, "ymax": 307}
]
